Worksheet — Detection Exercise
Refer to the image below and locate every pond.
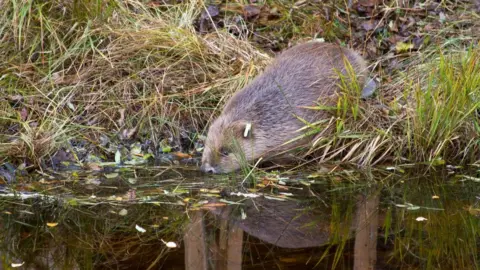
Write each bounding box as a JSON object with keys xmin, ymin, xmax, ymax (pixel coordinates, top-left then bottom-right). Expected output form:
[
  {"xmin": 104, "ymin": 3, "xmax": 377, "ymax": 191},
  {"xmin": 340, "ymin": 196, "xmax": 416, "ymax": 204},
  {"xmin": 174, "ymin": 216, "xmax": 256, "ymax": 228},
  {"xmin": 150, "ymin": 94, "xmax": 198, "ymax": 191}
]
[{"xmin": 0, "ymin": 165, "xmax": 479, "ymax": 269}]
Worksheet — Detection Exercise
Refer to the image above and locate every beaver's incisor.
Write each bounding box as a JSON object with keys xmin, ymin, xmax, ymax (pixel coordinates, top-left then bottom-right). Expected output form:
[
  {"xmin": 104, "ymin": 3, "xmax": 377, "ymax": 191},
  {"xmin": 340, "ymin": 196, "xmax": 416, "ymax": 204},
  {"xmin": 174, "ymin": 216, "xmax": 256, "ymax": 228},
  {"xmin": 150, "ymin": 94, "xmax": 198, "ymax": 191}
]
[{"xmin": 201, "ymin": 41, "xmax": 370, "ymax": 173}]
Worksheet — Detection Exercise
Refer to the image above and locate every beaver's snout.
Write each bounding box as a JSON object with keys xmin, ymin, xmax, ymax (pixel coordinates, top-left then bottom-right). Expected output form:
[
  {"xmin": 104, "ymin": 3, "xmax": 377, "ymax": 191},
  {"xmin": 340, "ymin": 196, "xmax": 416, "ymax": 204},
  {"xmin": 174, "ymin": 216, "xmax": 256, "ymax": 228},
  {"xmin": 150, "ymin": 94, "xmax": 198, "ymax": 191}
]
[{"xmin": 200, "ymin": 163, "xmax": 218, "ymax": 174}]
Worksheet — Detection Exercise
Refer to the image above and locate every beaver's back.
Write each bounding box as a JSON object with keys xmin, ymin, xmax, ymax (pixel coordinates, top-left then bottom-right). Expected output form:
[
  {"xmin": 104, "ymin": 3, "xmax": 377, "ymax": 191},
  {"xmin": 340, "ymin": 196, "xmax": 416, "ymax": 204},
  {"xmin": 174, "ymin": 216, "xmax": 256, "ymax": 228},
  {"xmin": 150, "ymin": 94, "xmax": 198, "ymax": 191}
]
[{"xmin": 223, "ymin": 42, "xmax": 367, "ymax": 135}]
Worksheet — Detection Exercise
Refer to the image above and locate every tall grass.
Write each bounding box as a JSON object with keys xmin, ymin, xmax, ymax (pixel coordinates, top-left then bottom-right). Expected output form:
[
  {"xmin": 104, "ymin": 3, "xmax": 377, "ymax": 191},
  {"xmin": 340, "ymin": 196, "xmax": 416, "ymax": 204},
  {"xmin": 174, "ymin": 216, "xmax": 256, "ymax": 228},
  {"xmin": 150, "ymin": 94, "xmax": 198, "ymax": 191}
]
[
  {"xmin": 0, "ymin": 0, "xmax": 268, "ymax": 165},
  {"xmin": 406, "ymin": 47, "xmax": 480, "ymax": 163}
]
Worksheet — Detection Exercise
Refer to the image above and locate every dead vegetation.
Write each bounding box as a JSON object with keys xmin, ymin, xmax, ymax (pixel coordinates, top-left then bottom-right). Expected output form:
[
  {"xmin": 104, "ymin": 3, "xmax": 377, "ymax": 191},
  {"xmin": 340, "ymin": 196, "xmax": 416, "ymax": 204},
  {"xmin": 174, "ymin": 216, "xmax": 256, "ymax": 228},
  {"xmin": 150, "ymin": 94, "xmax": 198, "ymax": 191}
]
[{"xmin": 0, "ymin": 0, "xmax": 480, "ymax": 173}]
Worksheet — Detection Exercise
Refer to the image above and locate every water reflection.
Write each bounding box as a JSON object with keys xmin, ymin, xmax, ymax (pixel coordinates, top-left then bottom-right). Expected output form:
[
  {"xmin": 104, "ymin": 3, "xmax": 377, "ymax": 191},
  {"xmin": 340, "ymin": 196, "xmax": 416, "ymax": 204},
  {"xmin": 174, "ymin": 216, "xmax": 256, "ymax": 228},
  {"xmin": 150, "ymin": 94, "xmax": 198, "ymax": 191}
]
[{"xmin": 0, "ymin": 166, "xmax": 479, "ymax": 269}]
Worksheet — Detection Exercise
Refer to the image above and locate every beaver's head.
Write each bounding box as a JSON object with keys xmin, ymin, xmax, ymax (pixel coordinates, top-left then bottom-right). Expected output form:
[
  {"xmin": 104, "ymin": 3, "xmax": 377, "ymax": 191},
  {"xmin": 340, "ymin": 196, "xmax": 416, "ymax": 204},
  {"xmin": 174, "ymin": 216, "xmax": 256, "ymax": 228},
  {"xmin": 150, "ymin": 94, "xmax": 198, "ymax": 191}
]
[{"xmin": 200, "ymin": 116, "xmax": 266, "ymax": 174}]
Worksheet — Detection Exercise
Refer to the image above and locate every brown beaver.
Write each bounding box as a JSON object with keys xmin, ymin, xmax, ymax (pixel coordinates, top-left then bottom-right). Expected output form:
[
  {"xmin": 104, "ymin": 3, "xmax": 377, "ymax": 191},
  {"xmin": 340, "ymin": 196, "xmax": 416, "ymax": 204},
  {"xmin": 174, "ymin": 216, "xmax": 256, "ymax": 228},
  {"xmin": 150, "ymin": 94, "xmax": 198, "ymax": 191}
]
[{"xmin": 200, "ymin": 41, "xmax": 371, "ymax": 173}]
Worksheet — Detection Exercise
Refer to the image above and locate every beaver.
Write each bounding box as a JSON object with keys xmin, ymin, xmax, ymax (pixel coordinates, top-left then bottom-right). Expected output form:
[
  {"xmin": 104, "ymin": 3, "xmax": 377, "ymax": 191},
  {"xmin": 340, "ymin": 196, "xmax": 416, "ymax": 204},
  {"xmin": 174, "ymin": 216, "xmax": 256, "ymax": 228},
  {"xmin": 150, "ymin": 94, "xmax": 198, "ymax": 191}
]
[{"xmin": 200, "ymin": 41, "xmax": 371, "ymax": 173}]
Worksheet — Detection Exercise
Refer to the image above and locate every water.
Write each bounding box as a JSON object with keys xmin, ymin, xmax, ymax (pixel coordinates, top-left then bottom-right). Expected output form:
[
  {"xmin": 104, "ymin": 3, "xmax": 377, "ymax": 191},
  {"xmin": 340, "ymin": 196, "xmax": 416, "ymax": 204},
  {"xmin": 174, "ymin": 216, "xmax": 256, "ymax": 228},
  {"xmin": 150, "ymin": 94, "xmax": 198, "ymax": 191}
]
[{"xmin": 0, "ymin": 165, "xmax": 479, "ymax": 269}]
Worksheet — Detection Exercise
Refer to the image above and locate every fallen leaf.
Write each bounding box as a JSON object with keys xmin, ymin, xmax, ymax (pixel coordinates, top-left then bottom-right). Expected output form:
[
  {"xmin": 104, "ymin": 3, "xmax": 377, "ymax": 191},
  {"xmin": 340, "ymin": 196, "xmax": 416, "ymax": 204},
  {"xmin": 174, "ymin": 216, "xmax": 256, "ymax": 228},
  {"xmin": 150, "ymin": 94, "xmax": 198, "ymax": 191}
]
[
  {"xmin": 161, "ymin": 239, "xmax": 178, "ymax": 248},
  {"xmin": 119, "ymin": 209, "xmax": 128, "ymax": 216},
  {"xmin": 395, "ymin": 42, "xmax": 414, "ymax": 53},
  {"xmin": 135, "ymin": 224, "xmax": 146, "ymax": 233},
  {"xmin": 46, "ymin": 222, "xmax": 58, "ymax": 227},
  {"xmin": 104, "ymin": 173, "xmax": 119, "ymax": 179},
  {"xmin": 173, "ymin": 152, "xmax": 192, "ymax": 159}
]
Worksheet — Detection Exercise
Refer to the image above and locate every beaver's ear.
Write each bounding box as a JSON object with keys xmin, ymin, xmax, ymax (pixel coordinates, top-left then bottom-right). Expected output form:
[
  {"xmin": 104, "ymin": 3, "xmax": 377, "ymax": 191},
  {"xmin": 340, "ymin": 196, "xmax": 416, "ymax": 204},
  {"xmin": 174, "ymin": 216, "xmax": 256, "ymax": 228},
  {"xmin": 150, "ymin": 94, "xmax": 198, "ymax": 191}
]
[{"xmin": 230, "ymin": 121, "xmax": 253, "ymax": 139}]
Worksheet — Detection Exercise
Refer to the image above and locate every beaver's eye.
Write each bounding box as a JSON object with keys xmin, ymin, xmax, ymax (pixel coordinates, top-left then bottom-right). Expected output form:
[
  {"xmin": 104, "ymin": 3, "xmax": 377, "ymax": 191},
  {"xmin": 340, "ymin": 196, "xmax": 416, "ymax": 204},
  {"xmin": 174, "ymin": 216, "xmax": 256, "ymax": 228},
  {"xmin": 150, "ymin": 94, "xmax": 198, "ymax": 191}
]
[{"xmin": 219, "ymin": 147, "xmax": 230, "ymax": 157}]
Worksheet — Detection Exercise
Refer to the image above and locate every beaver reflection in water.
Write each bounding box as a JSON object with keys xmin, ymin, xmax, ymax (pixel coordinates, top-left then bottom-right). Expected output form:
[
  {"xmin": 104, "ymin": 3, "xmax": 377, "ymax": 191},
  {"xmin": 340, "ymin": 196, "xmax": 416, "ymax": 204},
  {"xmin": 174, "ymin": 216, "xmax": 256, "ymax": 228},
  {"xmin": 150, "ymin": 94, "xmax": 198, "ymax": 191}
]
[{"xmin": 201, "ymin": 41, "xmax": 371, "ymax": 174}]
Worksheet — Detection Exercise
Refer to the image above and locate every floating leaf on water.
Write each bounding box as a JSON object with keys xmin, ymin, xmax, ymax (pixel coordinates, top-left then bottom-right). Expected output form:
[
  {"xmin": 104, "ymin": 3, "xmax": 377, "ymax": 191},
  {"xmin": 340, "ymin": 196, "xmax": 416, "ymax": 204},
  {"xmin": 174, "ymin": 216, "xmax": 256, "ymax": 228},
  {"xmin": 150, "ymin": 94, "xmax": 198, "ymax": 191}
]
[
  {"xmin": 11, "ymin": 262, "xmax": 24, "ymax": 268},
  {"xmin": 135, "ymin": 224, "xmax": 146, "ymax": 233},
  {"xmin": 46, "ymin": 222, "xmax": 58, "ymax": 227},
  {"xmin": 173, "ymin": 152, "xmax": 192, "ymax": 159},
  {"xmin": 104, "ymin": 173, "xmax": 119, "ymax": 179},
  {"xmin": 432, "ymin": 195, "xmax": 440, "ymax": 199},
  {"xmin": 416, "ymin": 217, "xmax": 428, "ymax": 222},
  {"xmin": 119, "ymin": 209, "xmax": 128, "ymax": 216}
]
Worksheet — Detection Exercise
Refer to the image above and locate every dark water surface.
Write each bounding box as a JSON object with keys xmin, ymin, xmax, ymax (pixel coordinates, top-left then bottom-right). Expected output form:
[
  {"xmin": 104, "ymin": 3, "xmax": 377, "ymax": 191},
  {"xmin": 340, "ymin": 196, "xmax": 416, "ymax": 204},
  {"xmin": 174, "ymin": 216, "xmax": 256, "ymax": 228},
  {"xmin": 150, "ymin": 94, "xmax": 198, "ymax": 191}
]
[{"xmin": 0, "ymin": 165, "xmax": 479, "ymax": 269}]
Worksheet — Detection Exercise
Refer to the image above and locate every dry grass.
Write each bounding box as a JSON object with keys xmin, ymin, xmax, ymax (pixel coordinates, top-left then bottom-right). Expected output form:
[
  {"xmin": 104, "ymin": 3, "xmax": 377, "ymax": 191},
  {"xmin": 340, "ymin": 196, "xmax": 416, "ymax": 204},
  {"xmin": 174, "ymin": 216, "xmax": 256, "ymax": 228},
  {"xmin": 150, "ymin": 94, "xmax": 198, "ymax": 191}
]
[
  {"xmin": 0, "ymin": 0, "xmax": 269, "ymax": 165},
  {"xmin": 1, "ymin": 0, "xmax": 480, "ymax": 171}
]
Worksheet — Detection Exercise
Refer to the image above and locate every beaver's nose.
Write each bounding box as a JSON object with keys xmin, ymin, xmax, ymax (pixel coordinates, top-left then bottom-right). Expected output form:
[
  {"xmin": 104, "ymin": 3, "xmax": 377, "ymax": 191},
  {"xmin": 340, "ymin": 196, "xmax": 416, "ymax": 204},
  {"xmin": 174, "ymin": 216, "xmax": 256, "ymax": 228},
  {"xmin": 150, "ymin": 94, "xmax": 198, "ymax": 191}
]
[{"xmin": 200, "ymin": 163, "xmax": 217, "ymax": 174}]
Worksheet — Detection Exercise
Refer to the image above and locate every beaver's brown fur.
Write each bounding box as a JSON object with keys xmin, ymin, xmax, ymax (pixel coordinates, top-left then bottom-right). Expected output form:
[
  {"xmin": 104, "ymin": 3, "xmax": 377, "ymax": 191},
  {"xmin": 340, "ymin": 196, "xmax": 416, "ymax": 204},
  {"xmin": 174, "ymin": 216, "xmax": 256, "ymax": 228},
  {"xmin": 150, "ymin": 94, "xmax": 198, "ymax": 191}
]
[{"xmin": 200, "ymin": 41, "xmax": 369, "ymax": 173}]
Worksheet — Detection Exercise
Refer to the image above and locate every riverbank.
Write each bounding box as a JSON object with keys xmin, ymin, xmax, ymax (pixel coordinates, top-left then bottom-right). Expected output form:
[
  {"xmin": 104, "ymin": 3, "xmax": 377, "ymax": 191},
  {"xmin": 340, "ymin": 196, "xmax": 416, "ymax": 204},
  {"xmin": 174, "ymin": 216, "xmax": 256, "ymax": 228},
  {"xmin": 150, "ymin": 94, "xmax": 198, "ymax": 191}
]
[{"xmin": 1, "ymin": 0, "xmax": 480, "ymax": 175}]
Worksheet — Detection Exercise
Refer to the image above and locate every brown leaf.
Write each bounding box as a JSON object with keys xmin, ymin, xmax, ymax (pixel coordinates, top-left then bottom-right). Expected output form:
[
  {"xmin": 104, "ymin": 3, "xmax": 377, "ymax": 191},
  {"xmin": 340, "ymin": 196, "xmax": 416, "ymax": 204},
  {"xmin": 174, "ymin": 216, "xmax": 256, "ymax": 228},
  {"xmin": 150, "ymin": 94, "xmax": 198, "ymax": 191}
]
[{"xmin": 172, "ymin": 152, "xmax": 192, "ymax": 159}]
